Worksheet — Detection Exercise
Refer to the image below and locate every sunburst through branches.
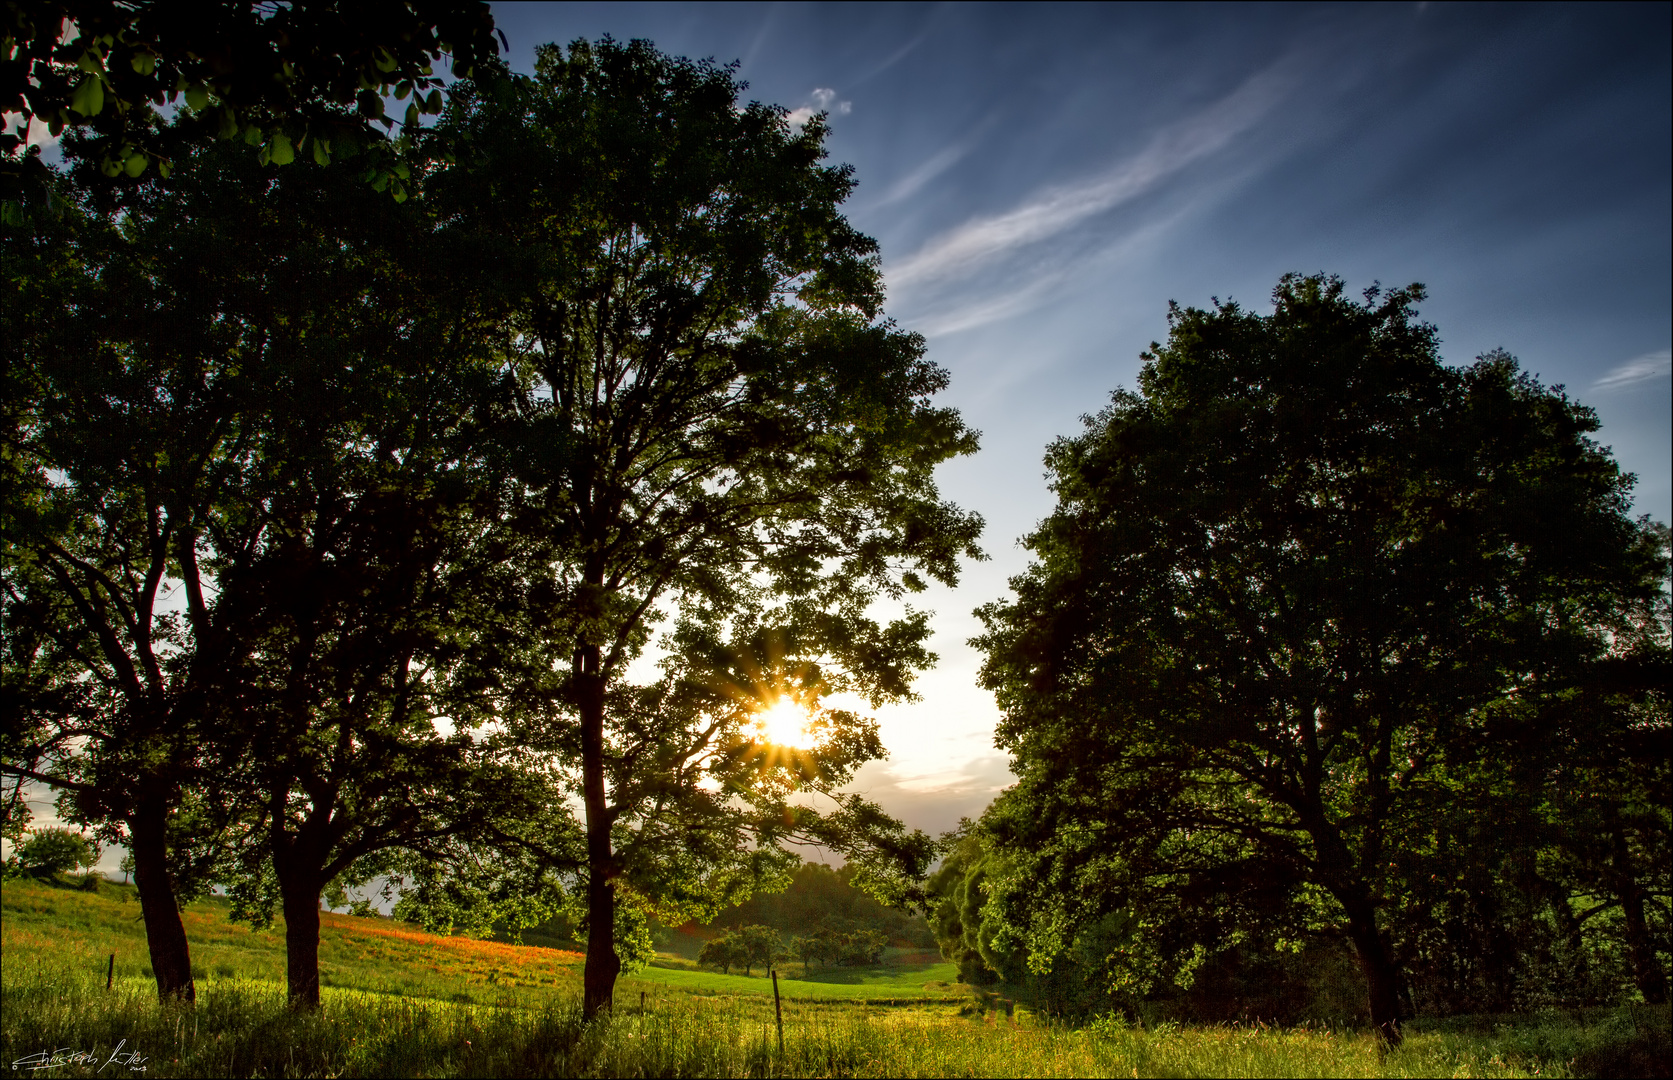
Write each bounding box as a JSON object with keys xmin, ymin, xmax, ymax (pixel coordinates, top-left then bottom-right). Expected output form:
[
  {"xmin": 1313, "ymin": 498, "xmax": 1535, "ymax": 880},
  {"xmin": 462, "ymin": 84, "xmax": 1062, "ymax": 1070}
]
[{"xmin": 754, "ymin": 696, "xmax": 816, "ymax": 749}]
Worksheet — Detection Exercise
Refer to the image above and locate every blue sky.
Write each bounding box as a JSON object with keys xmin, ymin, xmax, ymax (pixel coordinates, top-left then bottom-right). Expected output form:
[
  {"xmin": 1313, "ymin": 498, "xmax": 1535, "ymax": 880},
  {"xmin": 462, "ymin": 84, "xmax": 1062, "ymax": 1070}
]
[{"xmin": 490, "ymin": 2, "xmax": 1672, "ymax": 837}]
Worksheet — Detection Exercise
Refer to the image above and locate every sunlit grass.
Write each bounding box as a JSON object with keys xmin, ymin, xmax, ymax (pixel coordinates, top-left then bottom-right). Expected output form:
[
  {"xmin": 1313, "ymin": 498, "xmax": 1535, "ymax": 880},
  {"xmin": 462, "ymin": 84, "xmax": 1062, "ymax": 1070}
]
[{"xmin": 5, "ymin": 875, "xmax": 1662, "ymax": 1077}]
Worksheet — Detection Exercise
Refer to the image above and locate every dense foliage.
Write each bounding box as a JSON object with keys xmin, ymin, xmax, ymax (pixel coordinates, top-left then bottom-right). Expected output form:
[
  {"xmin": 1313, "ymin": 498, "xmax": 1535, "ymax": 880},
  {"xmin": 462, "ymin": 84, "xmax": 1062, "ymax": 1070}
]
[
  {"xmin": 2, "ymin": 0, "xmax": 502, "ymax": 196},
  {"xmin": 965, "ymin": 275, "xmax": 1670, "ymax": 1041},
  {"xmin": 15, "ymin": 825, "xmax": 98, "ymax": 875},
  {"xmin": 388, "ymin": 38, "xmax": 981, "ymax": 1017},
  {"xmin": 714, "ymin": 861, "xmax": 935, "ymax": 947},
  {"xmin": 3, "ymin": 34, "xmax": 980, "ymax": 1018}
]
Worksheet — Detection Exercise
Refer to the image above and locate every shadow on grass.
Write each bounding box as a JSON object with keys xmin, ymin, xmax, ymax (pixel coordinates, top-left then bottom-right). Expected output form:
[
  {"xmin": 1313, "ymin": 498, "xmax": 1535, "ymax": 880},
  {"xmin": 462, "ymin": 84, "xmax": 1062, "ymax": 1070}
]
[{"xmin": 782, "ymin": 962, "xmax": 951, "ymax": 987}]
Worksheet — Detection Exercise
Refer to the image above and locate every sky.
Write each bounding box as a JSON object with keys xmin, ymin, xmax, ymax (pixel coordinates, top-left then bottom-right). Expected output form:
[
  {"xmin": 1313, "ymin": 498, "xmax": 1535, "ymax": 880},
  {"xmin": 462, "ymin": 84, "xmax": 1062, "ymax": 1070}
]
[
  {"xmin": 485, "ymin": 0, "xmax": 1673, "ymax": 842},
  {"xmin": 488, "ymin": 1, "xmax": 1673, "ymax": 840},
  {"xmin": 12, "ymin": 3, "xmax": 1670, "ymax": 874}
]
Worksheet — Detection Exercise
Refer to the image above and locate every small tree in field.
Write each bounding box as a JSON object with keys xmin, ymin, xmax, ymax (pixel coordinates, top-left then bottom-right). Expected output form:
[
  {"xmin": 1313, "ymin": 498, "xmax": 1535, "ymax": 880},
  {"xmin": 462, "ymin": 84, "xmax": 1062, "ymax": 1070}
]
[
  {"xmin": 699, "ymin": 931, "xmax": 742, "ymax": 975},
  {"xmin": 734, "ymin": 924, "xmax": 783, "ymax": 977},
  {"xmin": 19, "ymin": 826, "xmax": 97, "ymax": 876}
]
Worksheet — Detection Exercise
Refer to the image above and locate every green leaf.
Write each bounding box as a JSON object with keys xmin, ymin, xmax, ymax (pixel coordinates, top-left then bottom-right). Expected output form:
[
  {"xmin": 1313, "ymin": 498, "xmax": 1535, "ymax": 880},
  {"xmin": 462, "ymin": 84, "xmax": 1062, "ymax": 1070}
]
[
  {"xmin": 122, "ymin": 151, "xmax": 147, "ymax": 177},
  {"xmin": 423, "ymin": 89, "xmax": 444, "ymax": 115},
  {"xmin": 184, "ymin": 84, "xmax": 209, "ymax": 112},
  {"xmin": 68, "ymin": 76, "xmax": 105, "ymax": 117},
  {"xmin": 405, "ymin": 102, "xmax": 420, "ymax": 127},
  {"xmin": 130, "ymin": 52, "xmax": 156, "ymax": 76},
  {"xmin": 312, "ymin": 138, "xmax": 331, "ymax": 166},
  {"xmin": 267, "ymin": 133, "xmax": 295, "ymax": 166}
]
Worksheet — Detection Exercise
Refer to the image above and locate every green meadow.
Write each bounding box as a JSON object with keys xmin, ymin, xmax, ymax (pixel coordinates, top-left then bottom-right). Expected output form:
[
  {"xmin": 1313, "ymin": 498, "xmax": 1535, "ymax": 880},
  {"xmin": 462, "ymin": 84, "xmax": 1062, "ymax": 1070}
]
[{"xmin": 5, "ymin": 875, "xmax": 1667, "ymax": 1078}]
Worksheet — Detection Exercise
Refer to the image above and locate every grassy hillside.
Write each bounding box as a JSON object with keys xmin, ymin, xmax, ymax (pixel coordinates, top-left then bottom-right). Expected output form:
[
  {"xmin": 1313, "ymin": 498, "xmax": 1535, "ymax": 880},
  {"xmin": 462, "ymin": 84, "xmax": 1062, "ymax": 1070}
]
[
  {"xmin": 2, "ymin": 875, "xmax": 959, "ymax": 1006},
  {"xmin": 4, "ymin": 874, "xmax": 1665, "ymax": 1078}
]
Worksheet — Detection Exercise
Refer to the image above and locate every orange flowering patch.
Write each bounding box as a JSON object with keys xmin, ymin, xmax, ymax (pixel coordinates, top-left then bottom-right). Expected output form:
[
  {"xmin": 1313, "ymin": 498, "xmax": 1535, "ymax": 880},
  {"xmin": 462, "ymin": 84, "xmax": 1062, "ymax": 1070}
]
[{"xmin": 316, "ymin": 911, "xmax": 584, "ymax": 977}]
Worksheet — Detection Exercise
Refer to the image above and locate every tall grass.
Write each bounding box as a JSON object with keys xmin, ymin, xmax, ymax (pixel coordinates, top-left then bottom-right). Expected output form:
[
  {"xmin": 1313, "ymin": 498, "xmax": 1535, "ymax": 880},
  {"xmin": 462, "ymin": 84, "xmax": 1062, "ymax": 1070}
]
[
  {"xmin": 6, "ymin": 877, "xmax": 1662, "ymax": 1077},
  {"xmin": 6, "ymin": 956, "xmax": 1644, "ymax": 1078}
]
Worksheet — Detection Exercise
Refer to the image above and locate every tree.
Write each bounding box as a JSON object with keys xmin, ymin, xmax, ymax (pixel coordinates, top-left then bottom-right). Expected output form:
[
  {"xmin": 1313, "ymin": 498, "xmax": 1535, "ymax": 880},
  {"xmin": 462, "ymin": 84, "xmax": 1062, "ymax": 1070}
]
[
  {"xmin": 972, "ymin": 275, "xmax": 1669, "ymax": 1043},
  {"xmin": 2, "ymin": 122, "xmax": 527, "ymax": 1008},
  {"xmin": 925, "ymin": 831, "xmax": 1006, "ymax": 986},
  {"xmin": 3, "ymin": 140, "xmax": 265, "ymax": 1002},
  {"xmin": 732, "ymin": 924, "xmax": 783, "ymax": 977},
  {"xmin": 698, "ymin": 929, "xmax": 743, "ymax": 975},
  {"xmin": 789, "ymin": 932, "xmax": 823, "ymax": 974},
  {"xmin": 2, "ymin": 0, "xmax": 503, "ymax": 197},
  {"xmin": 18, "ymin": 825, "xmax": 97, "ymax": 875},
  {"xmin": 1535, "ymin": 684, "xmax": 1670, "ymax": 1005},
  {"xmin": 424, "ymin": 38, "xmax": 982, "ymax": 1018}
]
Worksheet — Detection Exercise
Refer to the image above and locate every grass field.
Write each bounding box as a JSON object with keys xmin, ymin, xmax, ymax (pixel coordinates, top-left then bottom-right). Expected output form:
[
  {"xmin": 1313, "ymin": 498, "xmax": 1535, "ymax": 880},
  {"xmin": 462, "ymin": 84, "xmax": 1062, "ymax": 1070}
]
[{"xmin": 4, "ymin": 874, "xmax": 1666, "ymax": 1078}]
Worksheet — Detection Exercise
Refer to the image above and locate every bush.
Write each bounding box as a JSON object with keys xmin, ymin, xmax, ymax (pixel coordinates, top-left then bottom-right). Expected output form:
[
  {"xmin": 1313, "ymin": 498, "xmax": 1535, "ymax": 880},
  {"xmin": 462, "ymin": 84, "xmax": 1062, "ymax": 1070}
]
[{"xmin": 18, "ymin": 828, "xmax": 98, "ymax": 876}]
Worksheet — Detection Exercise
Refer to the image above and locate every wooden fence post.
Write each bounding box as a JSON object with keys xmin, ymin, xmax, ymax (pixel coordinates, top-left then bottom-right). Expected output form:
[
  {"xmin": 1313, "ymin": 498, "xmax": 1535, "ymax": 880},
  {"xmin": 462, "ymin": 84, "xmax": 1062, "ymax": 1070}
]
[{"xmin": 771, "ymin": 968, "xmax": 785, "ymax": 1055}]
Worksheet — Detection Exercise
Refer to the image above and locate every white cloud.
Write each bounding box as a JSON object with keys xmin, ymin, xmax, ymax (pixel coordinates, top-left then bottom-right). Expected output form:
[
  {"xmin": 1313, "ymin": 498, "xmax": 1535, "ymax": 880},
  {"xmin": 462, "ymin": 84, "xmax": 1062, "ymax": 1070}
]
[
  {"xmin": 1593, "ymin": 348, "xmax": 1672, "ymax": 391},
  {"xmin": 787, "ymin": 87, "xmax": 852, "ymax": 130},
  {"xmin": 885, "ymin": 60, "xmax": 1292, "ymax": 290}
]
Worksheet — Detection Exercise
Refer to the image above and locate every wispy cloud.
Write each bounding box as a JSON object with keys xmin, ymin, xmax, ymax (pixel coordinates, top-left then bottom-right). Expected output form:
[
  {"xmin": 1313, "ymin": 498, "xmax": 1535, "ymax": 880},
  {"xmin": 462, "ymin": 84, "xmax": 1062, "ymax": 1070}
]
[
  {"xmin": 739, "ymin": 3, "xmax": 782, "ymax": 73},
  {"xmin": 850, "ymin": 26, "xmax": 934, "ymax": 86},
  {"xmin": 886, "ymin": 61, "xmax": 1293, "ymax": 290},
  {"xmin": 1593, "ymin": 348, "xmax": 1671, "ymax": 391},
  {"xmin": 876, "ymin": 139, "xmax": 979, "ymax": 207},
  {"xmin": 787, "ymin": 87, "xmax": 852, "ymax": 130},
  {"xmin": 904, "ymin": 198, "xmax": 1196, "ymax": 339}
]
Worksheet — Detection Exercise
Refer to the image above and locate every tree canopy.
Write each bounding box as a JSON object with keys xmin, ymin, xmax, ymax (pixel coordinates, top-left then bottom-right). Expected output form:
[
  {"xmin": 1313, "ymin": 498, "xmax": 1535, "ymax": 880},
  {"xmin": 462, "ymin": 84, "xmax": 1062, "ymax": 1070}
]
[
  {"xmin": 395, "ymin": 37, "xmax": 982, "ymax": 1018},
  {"xmin": 970, "ymin": 274, "xmax": 1669, "ymax": 1042},
  {"xmin": 2, "ymin": 114, "xmax": 529, "ymax": 1006},
  {"xmin": 5, "ymin": 33, "xmax": 982, "ymax": 1020},
  {"xmin": 2, "ymin": 0, "xmax": 502, "ymax": 201}
]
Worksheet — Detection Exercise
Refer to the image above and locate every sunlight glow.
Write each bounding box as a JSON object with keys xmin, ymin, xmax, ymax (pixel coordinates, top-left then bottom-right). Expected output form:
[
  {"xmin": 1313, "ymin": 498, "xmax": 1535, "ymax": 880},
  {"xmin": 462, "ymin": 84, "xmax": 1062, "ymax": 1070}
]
[{"xmin": 756, "ymin": 697, "xmax": 815, "ymax": 749}]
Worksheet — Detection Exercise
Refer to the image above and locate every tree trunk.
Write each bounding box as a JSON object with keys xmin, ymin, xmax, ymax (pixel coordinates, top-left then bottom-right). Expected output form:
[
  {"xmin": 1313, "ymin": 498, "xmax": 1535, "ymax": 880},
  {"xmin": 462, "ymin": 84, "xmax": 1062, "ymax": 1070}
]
[
  {"xmin": 127, "ymin": 791, "xmax": 196, "ymax": 1004},
  {"xmin": 1615, "ymin": 827, "xmax": 1669, "ymax": 1004},
  {"xmin": 1343, "ymin": 898, "xmax": 1404, "ymax": 1047},
  {"xmin": 274, "ymin": 844, "xmax": 325, "ymax": 1008},
  {"xmin": 578, "ymin": 641, "xmax": 620, "ymax": 1020}
]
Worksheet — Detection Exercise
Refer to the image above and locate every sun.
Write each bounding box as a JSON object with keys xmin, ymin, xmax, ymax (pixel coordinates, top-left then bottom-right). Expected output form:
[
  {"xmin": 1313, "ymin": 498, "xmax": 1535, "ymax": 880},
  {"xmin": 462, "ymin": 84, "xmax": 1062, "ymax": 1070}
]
[{"xmin": 755, "ymin": 697, "xmax": 815, "ymax": 749}]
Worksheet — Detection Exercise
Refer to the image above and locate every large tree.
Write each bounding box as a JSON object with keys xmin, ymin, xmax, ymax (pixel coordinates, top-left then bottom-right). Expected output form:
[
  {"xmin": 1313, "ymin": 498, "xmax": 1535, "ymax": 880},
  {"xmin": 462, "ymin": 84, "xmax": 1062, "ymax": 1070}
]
[
  {"xmin": 423, "ymin": 39, "xmax": 984, "ymax": 1018},
  {"xmin": 1, "ymin": 123, "xmax": 525, "ymax": 1007},
  {"xmin": 972, "ymin": 275, "xmax": 1668, "ymax": 1043},
  {"xmin": 3, "ymin": 140, "xmax": 266, "ymax": 1001}
]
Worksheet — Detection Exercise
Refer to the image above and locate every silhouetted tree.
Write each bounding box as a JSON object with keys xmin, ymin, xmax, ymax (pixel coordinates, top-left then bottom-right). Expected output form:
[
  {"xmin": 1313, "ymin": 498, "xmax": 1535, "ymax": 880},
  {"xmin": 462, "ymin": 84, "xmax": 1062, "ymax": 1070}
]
[
  {"xmin": 2, "ymin": 125, "xmax": 527, "ymax": 1009},
  {"xmin": 972, "ymin": 275, "xmax": 1669, "ymax": 1044},
  {"xmin": 412, "ymin": 38, "xmax": 983, "ymax": 1019}
]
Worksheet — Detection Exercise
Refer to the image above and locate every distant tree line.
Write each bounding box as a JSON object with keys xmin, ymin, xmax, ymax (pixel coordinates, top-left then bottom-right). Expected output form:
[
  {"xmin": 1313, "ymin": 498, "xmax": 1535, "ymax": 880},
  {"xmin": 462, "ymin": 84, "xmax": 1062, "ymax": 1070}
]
[
  {"xmin": 711, "ymin": 862, "xmax": 935, "ymax": 947},
  {"xmin": 931, "ymin": 276, "xmax": 1669, "ymax": 1045},
  {"xmin": 2, "ymin": 30, "xmax": 979, "ymax": 1020}
]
